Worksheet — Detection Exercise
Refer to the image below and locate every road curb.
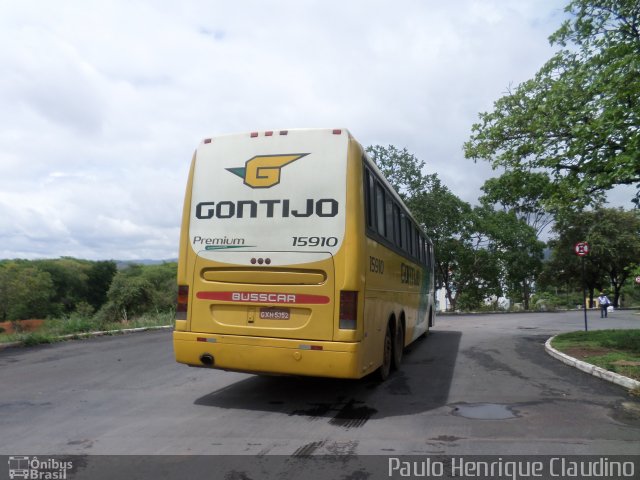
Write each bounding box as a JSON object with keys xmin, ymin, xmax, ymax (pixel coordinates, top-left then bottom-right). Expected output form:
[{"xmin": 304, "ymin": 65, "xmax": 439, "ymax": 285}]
[
  {"xmin": 545, "ymin": 336, "xmax": 640, "ymax": 391},
  {"xmin": 0, "ymin": 340, "xmax": 23, "ymax": 350},
  {"xmin": 0, "ymin": 325, "xmax": 173, "ymax": 351}
]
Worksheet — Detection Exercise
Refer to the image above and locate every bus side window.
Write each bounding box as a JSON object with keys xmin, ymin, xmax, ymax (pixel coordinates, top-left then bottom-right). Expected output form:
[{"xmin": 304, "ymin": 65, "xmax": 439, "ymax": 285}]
[
  {"xmin": 422, "ymin": 237, "xmax": 428, "ymax": 266},
  {"xmin": 401, "ymin": 215, "xmax": 408, "ymax": 252},
  {"xmin": 431, "ymin": 246, "xmax": 435, "ymax": 270},
  {"xmin": 423, "ymin": 238, "xmax": 428, "ymax": 266},
  {"xmin": 375, "ymin": 182, "xmax": 386, "ymax": 237},
  {"xmin": 393, "ymin": 203, "xmax": 401, "ymax": 247},
  {"xmin": 411, "ymin": 223, "xmax": 418, "ymax": 258},
  {"xmin": 385, "ymin": 193, "xmax": 394, "ymax": 242},
  {"xmin": 364, "ymin": 168, "xmax": 374, "ymax": 230},
  {"xmin": 407, "ymin": 220, "xmax": 414, "ymax": 257},
  {"xmin": 409, "ymin": 224, "xmax": 415, "ymax": 258}
]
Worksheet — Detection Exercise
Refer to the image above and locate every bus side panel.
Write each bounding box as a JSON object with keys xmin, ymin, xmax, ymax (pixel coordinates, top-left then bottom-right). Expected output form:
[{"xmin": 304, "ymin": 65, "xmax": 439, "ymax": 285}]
[
  {"xmin": 176, "ymin": 152, "xmax": 197, "ymax": 332},
  {"xmin": 363, "ymin": 238, "xmax": 420, "ymax": 369}
]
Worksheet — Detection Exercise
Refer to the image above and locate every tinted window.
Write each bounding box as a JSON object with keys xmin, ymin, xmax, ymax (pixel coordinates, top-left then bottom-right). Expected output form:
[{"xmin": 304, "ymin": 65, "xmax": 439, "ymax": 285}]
[
  {"xmin": 364, "ymin": 169, "xmax": 375, "ymax": 229},
  {"xmin": 401, "ymin": 215, "xmax": 408, "ymax": 251},
  {"xmin": 375, "ymin": 182, "xmax": 386, "ymax": 236},
  {"xmin": 385, "ymin": 194, "xmax": 394, "ymax": 241},
  {"xmin": 393, "ymin": 204, "xmax": 401, "ymax": 246}
]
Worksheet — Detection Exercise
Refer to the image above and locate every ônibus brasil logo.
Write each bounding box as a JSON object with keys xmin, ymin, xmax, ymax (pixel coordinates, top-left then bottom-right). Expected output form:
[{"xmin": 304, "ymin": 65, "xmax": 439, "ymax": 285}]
[
  {"xmin": 226, "ymin": 153, "xmax": 308, "ymax": 188},
  {"xmin": 8, "ymin": 456, "xmax": 73, "ymax": 479}
]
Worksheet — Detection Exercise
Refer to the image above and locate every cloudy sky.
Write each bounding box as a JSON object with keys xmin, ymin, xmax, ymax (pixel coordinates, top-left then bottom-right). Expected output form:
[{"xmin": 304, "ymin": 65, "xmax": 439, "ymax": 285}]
[{"xmin": 1, "ymin": 0, "xmax": 577, "ymax": 260}]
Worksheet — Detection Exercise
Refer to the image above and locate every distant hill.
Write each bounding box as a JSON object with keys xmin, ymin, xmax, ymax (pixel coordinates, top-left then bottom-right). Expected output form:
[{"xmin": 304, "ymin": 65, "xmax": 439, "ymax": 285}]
[{"xmin": 116, "ymin": 259, "xmax": 178, "ymax": 269}]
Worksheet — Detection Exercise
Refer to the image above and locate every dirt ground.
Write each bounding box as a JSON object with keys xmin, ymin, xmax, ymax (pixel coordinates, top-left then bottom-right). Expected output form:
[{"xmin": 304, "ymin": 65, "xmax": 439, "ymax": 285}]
[
  {"xmin": 562, "ymin": 345, "xmax": 640, "ymax": 381},
  {"xmin": 562, "ymin": 346, "xmax": 614, "ymax": 359},
  {"xmin": 0, "ymin": 319, "xmax": 45, "ymax": 334}
]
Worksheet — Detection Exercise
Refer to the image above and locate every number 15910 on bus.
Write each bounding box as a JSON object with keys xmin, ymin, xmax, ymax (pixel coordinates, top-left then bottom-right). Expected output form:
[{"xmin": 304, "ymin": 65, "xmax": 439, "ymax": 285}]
[{"xmin": 173, "ymin": 128, "xmax": 435, "ymax": 380}]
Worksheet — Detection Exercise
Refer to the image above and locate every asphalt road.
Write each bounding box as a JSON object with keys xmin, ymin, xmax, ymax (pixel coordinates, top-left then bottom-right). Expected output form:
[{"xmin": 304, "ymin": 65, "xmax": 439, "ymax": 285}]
[{"xmin": 1, "ymin": 310, "xmax": 639, "ymax": 456}]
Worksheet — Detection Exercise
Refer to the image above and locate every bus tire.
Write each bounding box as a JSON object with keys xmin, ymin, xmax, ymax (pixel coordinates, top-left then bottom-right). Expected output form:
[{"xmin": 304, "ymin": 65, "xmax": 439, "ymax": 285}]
[
  {"xmin": 392, "ymin": 320, "xmax": 404, "ymax": 370},
  {"xmin": 377, "ymin": 324, "xmax": 392, "ymax": 381}
]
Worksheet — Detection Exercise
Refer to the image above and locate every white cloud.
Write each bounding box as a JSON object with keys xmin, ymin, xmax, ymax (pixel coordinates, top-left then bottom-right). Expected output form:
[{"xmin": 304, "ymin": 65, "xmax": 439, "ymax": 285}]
[{"xmin": 0, "ymin": 0, "xmax": 589, "ymax": 260}]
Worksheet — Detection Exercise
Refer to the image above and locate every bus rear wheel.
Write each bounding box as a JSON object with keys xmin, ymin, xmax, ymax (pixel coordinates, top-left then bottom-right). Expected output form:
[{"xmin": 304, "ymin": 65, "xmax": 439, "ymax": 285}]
[
  {"xmin": 392, "ymin": 321, "xmax": 404, "ymax": 370},
  {"xmin": 377, "ymin": 324, "xmax": 392, "ymax": 381}
]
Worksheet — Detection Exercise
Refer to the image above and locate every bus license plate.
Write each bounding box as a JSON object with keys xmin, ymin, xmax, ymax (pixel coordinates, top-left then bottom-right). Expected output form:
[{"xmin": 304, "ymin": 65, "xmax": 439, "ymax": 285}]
[{"xmin": 259, "ymin": 307, "xmax": 290, "ymax": 320}]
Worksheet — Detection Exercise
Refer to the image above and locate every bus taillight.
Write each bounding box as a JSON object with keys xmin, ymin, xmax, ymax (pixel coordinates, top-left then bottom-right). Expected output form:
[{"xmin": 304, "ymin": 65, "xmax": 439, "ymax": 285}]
[
  {"xmin": 177, "ymin": 285, "xmax": 189, "ymax": 320},
  {"xmin": 339, "ymin": 291, "xmax": 358, "ymax": 329}
]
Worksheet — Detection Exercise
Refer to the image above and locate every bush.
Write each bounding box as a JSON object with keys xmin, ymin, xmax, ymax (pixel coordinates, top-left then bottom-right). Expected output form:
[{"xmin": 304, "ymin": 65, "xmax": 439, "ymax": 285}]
[
  {"xmin": 531, "ymin": 291, "xmax": 583, "ymax": 311},
  {"xmin": 22, "ymin": 331, "xmax": 54, "ymax": 346},
  {"xmin": 0, "ymin": 258, "xmax": 117, "ymax": 321},
  {"xmin": 96, "ymin": 263, "xmax": 177, "ymax": 323}
]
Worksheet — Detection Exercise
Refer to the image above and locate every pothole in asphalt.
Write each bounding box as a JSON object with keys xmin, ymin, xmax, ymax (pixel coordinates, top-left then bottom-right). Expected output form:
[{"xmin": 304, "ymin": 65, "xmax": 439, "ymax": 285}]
[{"xmin": 451, "ymin": 403, "xmax": 518, "ymax": 420}]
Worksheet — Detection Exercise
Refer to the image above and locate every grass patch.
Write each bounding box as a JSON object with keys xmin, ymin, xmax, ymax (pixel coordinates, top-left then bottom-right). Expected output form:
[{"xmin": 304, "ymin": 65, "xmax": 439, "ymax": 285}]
[
  {"xmin": 0, "ymin": 312, "xmax": 174, "ymax": 347},
  {"xmin": 21, "ymin": 331, "xmax": 55, "ymax": 347},
  {"xmin": 551, "ymin": 329, "xmax": 640, "ymax": 381}
]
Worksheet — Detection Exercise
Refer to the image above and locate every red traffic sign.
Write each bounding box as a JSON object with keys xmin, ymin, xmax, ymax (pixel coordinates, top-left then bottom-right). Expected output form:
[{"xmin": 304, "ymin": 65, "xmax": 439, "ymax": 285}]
[{"xmin": 574, "ymin": 242, "xmax": 590, "ymax": 256}]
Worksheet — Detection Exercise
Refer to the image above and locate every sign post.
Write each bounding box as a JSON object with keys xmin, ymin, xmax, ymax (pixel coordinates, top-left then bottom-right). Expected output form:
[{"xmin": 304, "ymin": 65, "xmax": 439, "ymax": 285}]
[{"xmin": 575, "ymin": 242, "xmax": 590, "ymax": 331}]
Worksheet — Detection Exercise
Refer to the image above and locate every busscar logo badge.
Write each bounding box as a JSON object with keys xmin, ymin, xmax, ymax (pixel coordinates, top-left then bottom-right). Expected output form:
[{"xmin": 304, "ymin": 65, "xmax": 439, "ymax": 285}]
[{"xmin": 226, "ymin": 153, "xmax": 308, "ymax": 188}]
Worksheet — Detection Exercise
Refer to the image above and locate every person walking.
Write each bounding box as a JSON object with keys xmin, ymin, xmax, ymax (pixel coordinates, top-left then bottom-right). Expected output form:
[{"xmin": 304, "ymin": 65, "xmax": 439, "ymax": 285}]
[{"xmin": 598, "ymin": 292, "xmax": 611, "ymax": 318}]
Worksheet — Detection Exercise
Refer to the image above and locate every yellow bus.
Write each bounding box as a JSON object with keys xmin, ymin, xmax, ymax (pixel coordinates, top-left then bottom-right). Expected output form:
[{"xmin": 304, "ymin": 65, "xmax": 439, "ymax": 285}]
[{"xmin": 173, "ymin": 128, "xmax": 435, "ymax": 380}]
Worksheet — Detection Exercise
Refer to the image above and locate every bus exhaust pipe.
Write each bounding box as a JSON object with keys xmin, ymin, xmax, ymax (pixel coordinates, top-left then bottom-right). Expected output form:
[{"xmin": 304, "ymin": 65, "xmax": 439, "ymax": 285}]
[{"xmin": 200, "ymin": 353, "xmax": 214, "ymax": 367}]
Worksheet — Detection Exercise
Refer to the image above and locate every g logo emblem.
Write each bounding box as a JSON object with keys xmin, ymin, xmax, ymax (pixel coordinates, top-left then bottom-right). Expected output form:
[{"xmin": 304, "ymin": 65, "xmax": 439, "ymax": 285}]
[{"xmin": 226, "ymin": 154, "xmax": 308, "ymax": 188}]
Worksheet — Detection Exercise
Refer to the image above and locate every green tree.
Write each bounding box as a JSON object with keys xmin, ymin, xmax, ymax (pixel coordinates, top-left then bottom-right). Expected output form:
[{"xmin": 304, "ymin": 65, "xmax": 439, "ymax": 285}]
[
  {"xmin": 620, "ymin": 265, "xmax": 640, "ymax": 306},
  {"xmin": 451, "ymin": 220, "xmax": 503, "ymax": 312},
  {"xmin": 414, "ymin": 183, "xmax": 543, "ymax": 311},
  {"xmin": 140, "ymin": 263, "xmax": 179, "ymax": 313},
  {"xmin": 367, "ymin": 146, "xmax": 507, "ymax": 311},
  {"xmin": 480, "ymin": 171, "xmax": 555, "ymax": 237},
  {"xmin": 34, "ymin": 258, "xmax": 90, "ymax": 315},
  {"xmin": 0, "ymin": 262, "xmax": 55, "ymax": 320},
  {"xmin": 539, "ymin": 237, "xmax": 605, "ymax": 309},
  {"xmin": 98, "ymin": 267, "xmax": 152, "ymax": 322},
  {"xmin": 413, "ymin": 182, "xmax": 475, "ymax": 310},
  {"xmin": 86, "ymin": 260, "xmax": 117, "ymax": 310},
  {"xmin": 465, "ymin": 0, "xmax": 640, "ymax": 208},
  {"xmin": 479, "ymin": 208, "xmax": 545, "ymax": 309},
  {"xmin": 437, "ymin": 206, "xmax": 544, "ymax": 311},
  {"xmin": 541, "ymin": 208, "xmax": 640, "ymax": 307},
  {"xmin": 587, "ymin": 208, "xmax": 640, "ymax": 306},
  {"xmin": 365, "ymin": 145, "xmax": 437, "ymax": 200},
  {"xmin": 96, "ymin": 263, "xmax": 177, "ymax": 323}
]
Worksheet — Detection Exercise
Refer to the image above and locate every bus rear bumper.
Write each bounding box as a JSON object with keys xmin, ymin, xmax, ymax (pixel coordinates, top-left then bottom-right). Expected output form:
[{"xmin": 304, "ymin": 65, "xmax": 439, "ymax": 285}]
[{"xmin": 173, "ymin": 331, "xmax": 363, "ymax": 379}]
